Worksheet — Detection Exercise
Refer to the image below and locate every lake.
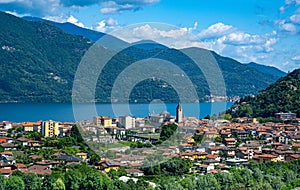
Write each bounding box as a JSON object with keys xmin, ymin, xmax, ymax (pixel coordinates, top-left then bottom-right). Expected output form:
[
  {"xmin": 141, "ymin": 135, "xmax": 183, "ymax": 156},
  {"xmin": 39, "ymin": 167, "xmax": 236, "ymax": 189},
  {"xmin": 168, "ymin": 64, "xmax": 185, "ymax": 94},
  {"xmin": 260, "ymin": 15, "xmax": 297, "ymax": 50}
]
[{"xmin": 0, "ymin": 102, "xmax": 234, "ymax": 122}]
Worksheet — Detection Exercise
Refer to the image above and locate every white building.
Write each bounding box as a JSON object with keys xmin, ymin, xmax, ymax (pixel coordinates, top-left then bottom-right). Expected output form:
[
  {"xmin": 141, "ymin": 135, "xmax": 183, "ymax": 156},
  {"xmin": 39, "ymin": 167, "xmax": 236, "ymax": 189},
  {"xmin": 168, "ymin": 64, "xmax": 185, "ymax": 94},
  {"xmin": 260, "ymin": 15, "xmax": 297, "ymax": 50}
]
[{"xmin": 118, "ymin": 116, "xmax": 135, "ymax": 129}]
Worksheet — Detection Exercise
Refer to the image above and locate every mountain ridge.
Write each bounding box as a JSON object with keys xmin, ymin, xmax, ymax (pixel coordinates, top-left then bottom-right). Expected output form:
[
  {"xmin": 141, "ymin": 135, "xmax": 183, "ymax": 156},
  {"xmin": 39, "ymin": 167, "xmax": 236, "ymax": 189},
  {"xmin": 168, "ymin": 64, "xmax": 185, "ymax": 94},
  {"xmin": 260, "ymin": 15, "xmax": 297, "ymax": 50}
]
[{"xmin": 0, "ymin": 11, "xmax": 286, "ymax": 103}]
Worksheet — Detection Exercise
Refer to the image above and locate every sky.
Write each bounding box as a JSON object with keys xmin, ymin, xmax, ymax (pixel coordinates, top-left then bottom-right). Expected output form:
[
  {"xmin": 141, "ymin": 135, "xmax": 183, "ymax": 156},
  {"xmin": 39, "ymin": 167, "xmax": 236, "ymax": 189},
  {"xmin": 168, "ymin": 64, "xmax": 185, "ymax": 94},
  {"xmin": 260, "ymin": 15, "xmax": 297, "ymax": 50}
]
[{"xmin": 1, "ymin": 0, "xmax": 300, "ymax": 72}]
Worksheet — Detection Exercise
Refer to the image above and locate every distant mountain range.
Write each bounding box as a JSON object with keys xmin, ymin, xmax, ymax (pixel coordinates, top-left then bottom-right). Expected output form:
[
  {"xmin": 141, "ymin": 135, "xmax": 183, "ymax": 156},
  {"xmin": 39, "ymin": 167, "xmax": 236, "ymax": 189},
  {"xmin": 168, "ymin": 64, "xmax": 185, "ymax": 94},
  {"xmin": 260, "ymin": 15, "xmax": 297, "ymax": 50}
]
[
  {"xmin": 0, "ymin": 11, "xmax": 286, "ymax": 103},
  {"xmin": 229, "ymin": 68, "xmax": 300, "ymax": 118}
]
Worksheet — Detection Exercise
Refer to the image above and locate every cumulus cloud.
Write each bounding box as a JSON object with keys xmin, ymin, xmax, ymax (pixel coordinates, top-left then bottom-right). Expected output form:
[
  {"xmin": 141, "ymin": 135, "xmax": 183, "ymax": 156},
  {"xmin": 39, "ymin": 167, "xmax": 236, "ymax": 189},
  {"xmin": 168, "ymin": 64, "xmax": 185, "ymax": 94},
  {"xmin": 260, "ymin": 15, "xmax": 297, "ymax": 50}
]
[
  {"xmin": 67, "ymin": 15, "xmax": 85, "ymax": 28},
  {"xmin": 275, "ymin": 20, "xmax": 297, "ymax": 33},
  {"xmin": 92, "ymin": 17, "xmax": 119, "ymax": 32},
  {"xmin": 290, "ymin": 14, "xmax": 300, "ymax": 24},
  {"xmin": 198, "ymin": 22, "xmax": 235, "ymax": 39},
  {"xmin": 110, "ymin": 23, "xmax": 203, "ymax": 49},
  {"xmin": 0, "ymin": 0, "xmax": 160, "ymax": 16}
]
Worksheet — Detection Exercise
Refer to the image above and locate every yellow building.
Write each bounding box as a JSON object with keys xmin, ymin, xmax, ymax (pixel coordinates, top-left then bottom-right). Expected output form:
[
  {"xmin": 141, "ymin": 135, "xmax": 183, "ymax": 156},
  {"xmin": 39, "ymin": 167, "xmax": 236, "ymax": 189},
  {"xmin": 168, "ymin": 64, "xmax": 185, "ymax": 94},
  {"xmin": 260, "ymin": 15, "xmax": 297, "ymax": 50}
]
[
  {"xmin": 42, "ymin": 120, "xmax": 59, "ymax": 137},
  {"xmin": 93, "ymin": 116, "xmax": 112, "ymax": 127}
]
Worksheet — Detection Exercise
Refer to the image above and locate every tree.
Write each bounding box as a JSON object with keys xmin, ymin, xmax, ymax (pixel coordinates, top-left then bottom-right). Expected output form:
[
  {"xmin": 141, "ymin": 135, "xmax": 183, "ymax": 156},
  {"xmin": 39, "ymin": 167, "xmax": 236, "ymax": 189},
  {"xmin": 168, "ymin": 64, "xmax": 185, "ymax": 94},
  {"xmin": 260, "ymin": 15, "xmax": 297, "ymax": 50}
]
[
  {"xmin": 0, "ymin": 175, "xmax": 4, "ymax": 190},
  {"xmin": 23, "ymin": 173, "xmax": 41, "ymax": 190},
  {"xmin": 196, "ymin": 174, "xmax": 220, "ymax": 190},
  {"xmin": 41, "ymin": 175, "xmax": 56, "ymax": 190},
  {"xmin": 193, "ymin": 134, "xmax": 204, "ymax": 144},
  {"xmin": 53, "ymin": 178, "xmax": 66, "ymax": 190},
  {"xmin": 5, "ymin": 176, "xmax": 25, "ymax": 190},
  {"xmin": 217, "ymin": 172, "xmax": 235, "ymax": 189},
  {"xmin": 160, "ymin": 123, "xmax": 178, "ymax": 141},
  {"xmin": 81, "ymin": 172, "xmax": 103, "ymax": 190},
  {"xmin": 64, "ymin": 170, "xmax": 82, "ymax": 190}
]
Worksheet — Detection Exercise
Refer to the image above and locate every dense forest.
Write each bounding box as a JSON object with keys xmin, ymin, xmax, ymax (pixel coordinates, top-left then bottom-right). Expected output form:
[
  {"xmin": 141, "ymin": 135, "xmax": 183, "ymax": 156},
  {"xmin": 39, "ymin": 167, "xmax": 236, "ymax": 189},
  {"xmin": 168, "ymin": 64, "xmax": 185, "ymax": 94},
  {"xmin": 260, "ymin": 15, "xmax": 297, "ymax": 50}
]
[{"xmin": 230, "ymin": 68, "xmax": 300, "ymax": 118}]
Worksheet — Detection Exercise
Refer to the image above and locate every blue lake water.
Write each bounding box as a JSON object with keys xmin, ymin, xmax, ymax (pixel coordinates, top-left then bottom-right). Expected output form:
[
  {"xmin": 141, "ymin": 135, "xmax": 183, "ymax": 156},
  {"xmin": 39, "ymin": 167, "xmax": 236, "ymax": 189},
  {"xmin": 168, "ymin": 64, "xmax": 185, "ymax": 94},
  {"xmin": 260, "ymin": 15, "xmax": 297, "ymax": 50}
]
[{"xmin": 0, "ymin": 102, "xmax": 234, "ymax": 122}]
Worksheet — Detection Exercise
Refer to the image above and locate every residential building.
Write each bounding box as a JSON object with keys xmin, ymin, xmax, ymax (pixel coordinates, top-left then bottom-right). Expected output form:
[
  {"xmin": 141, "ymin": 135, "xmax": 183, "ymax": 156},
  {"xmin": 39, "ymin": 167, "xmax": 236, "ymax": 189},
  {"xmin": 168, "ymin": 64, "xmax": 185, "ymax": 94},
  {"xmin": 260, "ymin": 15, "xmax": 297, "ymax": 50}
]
[
  {"xmin": 93, "ymin": 116, "xmax": 112, "ymax": 127},
  {"xmin": 42, "ymin": 120, "xmax": 59, "ymax": 137},
  {"xmin": 118, "ymin": 116, "xmax": 135, "ymax": 129}
]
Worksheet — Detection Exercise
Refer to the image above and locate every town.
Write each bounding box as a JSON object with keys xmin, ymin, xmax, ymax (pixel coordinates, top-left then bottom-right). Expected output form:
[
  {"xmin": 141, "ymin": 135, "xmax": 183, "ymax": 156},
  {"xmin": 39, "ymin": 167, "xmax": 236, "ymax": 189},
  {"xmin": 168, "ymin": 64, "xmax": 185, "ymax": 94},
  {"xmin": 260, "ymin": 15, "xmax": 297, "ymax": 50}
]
[{"xmin": 0, "ymin": 102, "xmax": 299, "ymax": 186}]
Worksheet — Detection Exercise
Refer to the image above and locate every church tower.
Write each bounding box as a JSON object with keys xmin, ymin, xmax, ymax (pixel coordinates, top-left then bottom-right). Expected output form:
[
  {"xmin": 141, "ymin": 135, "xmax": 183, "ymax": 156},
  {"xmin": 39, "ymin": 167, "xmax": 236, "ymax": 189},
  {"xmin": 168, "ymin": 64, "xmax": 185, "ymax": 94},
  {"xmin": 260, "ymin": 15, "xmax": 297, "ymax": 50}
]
[{"xmin": 176, "ymin": 102, "xmax": 183, "ymax": 123}]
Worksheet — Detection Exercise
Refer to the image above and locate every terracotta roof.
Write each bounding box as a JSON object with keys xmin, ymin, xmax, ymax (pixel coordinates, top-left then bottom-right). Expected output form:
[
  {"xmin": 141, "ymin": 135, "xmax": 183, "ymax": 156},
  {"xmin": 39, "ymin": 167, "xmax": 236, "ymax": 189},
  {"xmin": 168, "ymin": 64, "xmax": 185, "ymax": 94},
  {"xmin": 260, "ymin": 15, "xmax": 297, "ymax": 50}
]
[
  {"xmin": 259, "ymin": 154, "xmax": 278, "ymax": 159},
  {"xmin": 0, "ymin": 168, "xmax": 12, "ymax": 175}
]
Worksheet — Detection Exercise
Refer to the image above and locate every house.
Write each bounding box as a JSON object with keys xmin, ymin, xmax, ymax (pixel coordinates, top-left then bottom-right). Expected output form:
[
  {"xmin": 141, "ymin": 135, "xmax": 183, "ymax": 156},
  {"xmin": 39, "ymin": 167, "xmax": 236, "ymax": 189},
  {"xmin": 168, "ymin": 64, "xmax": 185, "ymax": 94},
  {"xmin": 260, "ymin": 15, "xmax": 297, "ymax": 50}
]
[
  {"xmin": 225, "ymin": 158, "xmax": 248, "ymax": 168},
  {"xmin": 56, "ymin": 155, "xmax": 82, "ymax": 163},
  {"xmin": 76, "ymin": 152, "xmax": 88, "ymax": 161},
  {"xmin": 27, "ymin": 140, "xmax": 41, "ymax": 149},
  {"xmin": 223, "ymin": 138, "xmax": 236, "ymax": 148},
  {"xmin": 96, "ymin": 160, "xmax": 120, "ymax": 172},
  {"xmin": 0, "ymin": 129, "xmax": 7, "ymax": 136},
  {"xmin": 0, "ymin": 167, "xmax": 12, "ymax": 177},
  {"xmin": 253, "ymin": 154, "xmax": 278, "ymax": 163},
  {"xmin": 16, "ymin": 137, "xmax": 30, "ymax": 146},
  {"xmin": 0, "ymin": 152, "xmax": 15, "ymax": 164},
  {"xmin": 35, "ymin": 160, "xmax": 60, "ymax": 168},
  {"xmin": 23, "ymin": 165, "xmax": 52, "ymax": 175},
  {"xmin": 125, "ymin": 169, "xmax": 144, "ymax": 177},
  {"xmin": 12, "ymin": 163, "xmax": 27, "ymax": 170},
  {"xmin": 197, "ymin": 164, "xmax": 215, "ymax": 173},
  {"xmin": 285, "ymin": 154, "xmax": 300, "ymax": 161},
  {"xmin": 207, "ymin": 146, "xmax": 220, "ymax": 155},
  {"xmin": 0, "ymin": 143, "xmax": 17, "ymax": 151},
  {"xmin": 0, "ymin": 137, "xmax": 13, "ymax": 143},
  {"xmin": 23, "ymin": 121, "xmax": 41, "ymax": 133}
]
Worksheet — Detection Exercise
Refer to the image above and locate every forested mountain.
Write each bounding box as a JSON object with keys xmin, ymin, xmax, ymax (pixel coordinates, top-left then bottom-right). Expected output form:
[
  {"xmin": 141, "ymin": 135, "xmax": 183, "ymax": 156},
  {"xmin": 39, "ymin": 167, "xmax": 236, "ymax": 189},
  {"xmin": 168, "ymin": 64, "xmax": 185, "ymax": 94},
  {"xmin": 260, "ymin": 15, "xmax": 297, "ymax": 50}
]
[
  {"xmin": 246, "ymin": 62, "xmax": 286, "ymax": 77},
  {"xmin": 0, "ymin": 11, "xmax": 285, "ymax": 103},
  {"xmin": 229, "ymin": 69, "xmax": 300, "ymax": 117}
]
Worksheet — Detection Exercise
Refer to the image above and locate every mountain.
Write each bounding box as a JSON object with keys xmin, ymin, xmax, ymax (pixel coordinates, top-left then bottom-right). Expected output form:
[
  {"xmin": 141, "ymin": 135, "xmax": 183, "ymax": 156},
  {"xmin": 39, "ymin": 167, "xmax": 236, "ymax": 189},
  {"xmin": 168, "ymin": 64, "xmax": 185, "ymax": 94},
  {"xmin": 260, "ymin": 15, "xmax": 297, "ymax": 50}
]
[
  {"xmin": 246, "ymin": 62, "xmax": 286, "ymax": 77},
  {"xmin": 229, "ymin": 69, "xmax": 300, "ymax": 118},
  {"xmin": 0, "ymin": 11, "xmax": 92, "ymax": 102},
  {"xmin": 0, "ymin": 12, "xmax": 285, "ymax": 103},
  {"xmin": 23, "ymin": 16, "xmax": 129, "ymax": 47}
]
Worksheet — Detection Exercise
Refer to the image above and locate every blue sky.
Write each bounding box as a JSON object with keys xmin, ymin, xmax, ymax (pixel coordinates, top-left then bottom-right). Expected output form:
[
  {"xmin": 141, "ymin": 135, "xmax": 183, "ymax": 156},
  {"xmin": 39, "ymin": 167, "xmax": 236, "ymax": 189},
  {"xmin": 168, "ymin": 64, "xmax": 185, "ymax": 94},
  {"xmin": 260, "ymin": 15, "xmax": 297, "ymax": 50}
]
[{"xmin": 1, "ymin": 0, "xmax": 300, "ymax": 72}]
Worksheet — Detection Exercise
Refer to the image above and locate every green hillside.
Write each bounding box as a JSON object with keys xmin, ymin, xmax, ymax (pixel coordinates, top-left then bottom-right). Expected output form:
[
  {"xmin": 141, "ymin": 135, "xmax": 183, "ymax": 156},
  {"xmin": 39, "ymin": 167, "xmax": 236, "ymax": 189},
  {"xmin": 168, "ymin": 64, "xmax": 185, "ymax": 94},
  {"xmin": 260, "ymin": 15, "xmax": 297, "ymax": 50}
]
[
  {"xmin": 0, "ymin": 11, "xmax": 284, "ymax": 103},
  {"xmin": 229, "ymin": 69, "xmax": 300, "ymax": 117},
  {"xmin": 0, "ymin": 11, "xmax": 91, "ymax": 102}
]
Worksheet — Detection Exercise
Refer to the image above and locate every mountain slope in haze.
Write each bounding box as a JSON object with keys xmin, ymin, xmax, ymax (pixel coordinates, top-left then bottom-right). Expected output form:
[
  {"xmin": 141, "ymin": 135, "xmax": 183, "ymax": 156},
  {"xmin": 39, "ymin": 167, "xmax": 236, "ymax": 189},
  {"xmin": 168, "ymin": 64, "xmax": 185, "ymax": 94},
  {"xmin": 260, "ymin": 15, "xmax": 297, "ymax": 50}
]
[
  {"xmin": 229, "ymin": 69, "xmax": 300, "ymax": 117},
  {"xmin": 246, "ymin": 62, "xmax": 286, "ymax": 77},
  {"xmin": 0, "ymin": 12, "xmax": 285, "ymax": 103}
]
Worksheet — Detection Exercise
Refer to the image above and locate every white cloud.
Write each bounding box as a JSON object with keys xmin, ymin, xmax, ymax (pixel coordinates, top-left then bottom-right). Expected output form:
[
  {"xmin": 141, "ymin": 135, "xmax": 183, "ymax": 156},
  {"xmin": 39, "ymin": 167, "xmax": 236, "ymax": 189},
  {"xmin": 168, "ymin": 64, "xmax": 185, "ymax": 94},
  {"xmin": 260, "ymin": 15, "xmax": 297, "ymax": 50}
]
[
  {"xmin": 92, "ymin": 17, "xmax": 119, "ymax": 33},
  {"xmin": 276, "ymin": 20, "xmax": 297, "ymax": 33},
  {"xmin": 5, "ymin": 10, "xmax": 21, "ymax": 16},
  {"xmin": 292, "ymin": 55, "xmax": 300, "ymax": 61},
  {"xmin": 198, "ymin": 22, "xmax": 235, "ymax": 39},
  {"xmin": 66, "ymin": 15, "xmax": 85, "ymax": 28},
  {"xmin": 43, "ymin": 15, "xmax": 67, "ymax": 23},
  {"xmin": 110, "ymin": 23, "xmax": 204, "ymax": 49},
  {"xmin": 290, "ymin": 14, "xmax": 300, "ymax": 24}
]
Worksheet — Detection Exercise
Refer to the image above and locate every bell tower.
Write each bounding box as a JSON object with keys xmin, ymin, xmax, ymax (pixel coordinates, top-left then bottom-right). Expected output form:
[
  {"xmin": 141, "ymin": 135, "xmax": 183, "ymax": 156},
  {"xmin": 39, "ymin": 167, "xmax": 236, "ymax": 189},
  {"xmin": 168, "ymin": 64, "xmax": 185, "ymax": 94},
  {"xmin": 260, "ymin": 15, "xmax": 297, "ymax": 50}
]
[{"xmin": 176, "ymin": 102, "xmax": 183, "ymax": 123}]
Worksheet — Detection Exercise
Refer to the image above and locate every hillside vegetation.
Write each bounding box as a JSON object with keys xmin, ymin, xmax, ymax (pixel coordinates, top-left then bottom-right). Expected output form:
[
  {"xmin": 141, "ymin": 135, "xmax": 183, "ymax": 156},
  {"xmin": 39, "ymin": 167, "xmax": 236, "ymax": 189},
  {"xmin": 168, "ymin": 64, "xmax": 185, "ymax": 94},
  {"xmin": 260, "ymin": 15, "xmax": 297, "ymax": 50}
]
[
  {"xmin": 230, "ymin": 69, "xmax": 300, "ymax": 117},
  {"xmin": 0, "ymin": 11, "xmax": 286, "ymax": 103}
]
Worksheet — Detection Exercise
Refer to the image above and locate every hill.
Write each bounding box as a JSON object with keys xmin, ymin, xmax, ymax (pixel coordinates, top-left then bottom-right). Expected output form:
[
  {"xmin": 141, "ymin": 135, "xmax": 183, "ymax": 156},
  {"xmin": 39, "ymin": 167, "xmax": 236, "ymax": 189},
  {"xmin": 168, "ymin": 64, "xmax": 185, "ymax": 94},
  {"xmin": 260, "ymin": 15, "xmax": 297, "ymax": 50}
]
[
  {"xmin": 246, "ymin": 62, "xmax": 286, "ymax": 77},
  {"xmin": 0, "ymin": 11, "xmax": 92, "ymax": 103},
  {"xmin": 0, "ymin": 12, "xmax": 285, "ymax": 103},
  {"xmin": 229, "ymin": 69, "xmax": 300, "ymax": 117}
]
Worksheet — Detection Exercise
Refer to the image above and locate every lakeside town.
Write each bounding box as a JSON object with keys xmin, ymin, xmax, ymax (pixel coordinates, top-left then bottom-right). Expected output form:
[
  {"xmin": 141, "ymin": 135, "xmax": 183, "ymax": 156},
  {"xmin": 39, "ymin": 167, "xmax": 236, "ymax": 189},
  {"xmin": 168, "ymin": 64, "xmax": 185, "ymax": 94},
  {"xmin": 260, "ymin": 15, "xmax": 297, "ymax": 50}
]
[{"xmin": 0, "ymin": 102, "xmax": 300, "ymax": 186}]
